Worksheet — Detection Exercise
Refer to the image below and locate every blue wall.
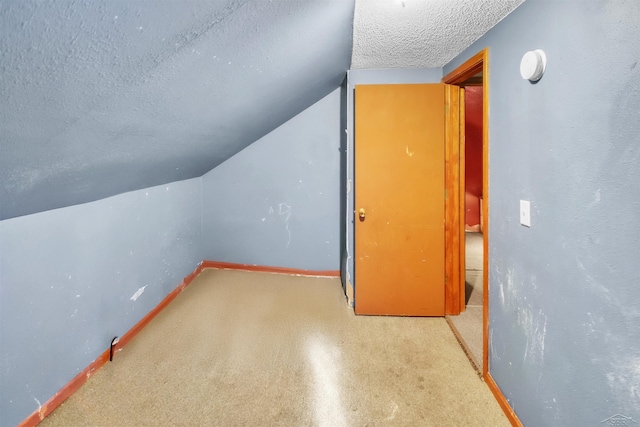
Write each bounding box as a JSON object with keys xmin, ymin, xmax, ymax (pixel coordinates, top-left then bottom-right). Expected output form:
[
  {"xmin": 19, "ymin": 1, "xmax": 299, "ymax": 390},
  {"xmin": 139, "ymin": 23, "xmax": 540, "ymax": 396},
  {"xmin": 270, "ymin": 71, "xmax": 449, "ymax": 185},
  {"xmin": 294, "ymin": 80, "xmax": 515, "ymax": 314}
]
[
  {"xmin": 344, "ymin": 68, "xmax": 443, "ymax": 302},
  {"xmin": 444, "ymin": 1, "xmax": 640, "ymax": 425},
  {"xmin": 0, "ymin": 178, "xmax": 202, "ymax": 426},
  {"xmin": 1, "ymin": 84, "xmax": 346, "ymax": 426},
  {"xmin": 201, "ymin": 89, "xmax": 343, "ymax": 272}
]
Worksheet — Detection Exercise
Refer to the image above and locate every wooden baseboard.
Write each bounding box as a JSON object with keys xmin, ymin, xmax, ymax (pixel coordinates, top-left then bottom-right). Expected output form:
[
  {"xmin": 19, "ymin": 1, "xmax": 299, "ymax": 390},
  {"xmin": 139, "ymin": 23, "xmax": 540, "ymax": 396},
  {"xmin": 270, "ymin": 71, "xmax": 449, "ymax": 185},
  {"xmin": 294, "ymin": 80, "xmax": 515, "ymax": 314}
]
[
  {"xmin": 485, "ymin": 372, "xmax": 523, "ymax": 427},
  {"xmin": 201, "ymin": 260, "xmax": 340, "ymax": 277},
  {"xmin": 18, "ymin": 262, "xmax": 206, "ymax": 427}
]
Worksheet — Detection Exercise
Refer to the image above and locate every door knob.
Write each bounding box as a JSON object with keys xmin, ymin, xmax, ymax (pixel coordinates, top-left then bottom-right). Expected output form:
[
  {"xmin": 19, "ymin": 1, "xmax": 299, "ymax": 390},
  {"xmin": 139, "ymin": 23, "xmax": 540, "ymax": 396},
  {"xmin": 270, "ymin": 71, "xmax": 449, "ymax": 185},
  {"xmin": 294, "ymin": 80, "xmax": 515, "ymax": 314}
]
[{"xmin": 358, "ymin": 208, "xmax": 366, "ymax": 221}]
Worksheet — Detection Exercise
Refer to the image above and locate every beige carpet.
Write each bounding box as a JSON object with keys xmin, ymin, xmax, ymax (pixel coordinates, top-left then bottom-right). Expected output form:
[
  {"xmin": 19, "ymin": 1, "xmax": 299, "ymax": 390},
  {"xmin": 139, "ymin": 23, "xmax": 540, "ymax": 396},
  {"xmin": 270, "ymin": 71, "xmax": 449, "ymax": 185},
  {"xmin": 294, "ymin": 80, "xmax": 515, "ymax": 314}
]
[{"xmin": 41, "ymin": 269, "xmax": 508, "ymax": 427}]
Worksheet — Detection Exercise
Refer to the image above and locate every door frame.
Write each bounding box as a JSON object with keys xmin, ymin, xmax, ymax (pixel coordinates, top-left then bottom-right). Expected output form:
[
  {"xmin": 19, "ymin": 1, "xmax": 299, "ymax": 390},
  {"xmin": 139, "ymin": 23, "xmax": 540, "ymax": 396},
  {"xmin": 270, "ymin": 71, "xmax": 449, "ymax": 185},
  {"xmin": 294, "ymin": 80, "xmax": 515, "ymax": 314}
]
[{"xmin": 443, "ymin": 48, "xmax": 489, "ymax": 376}]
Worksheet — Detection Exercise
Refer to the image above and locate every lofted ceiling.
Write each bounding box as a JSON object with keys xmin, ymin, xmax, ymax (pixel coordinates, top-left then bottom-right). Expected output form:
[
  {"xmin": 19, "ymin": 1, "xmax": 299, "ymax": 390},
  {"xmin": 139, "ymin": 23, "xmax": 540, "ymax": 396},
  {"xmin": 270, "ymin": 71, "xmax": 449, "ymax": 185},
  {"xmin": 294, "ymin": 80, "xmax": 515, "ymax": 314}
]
[
  {"xmin": 0, "ymin": 0, "xmax": 525, "ymax": 220},
  {"xmin": 352, "ymin": 0, "xmax": 524, "ymax": 68}
]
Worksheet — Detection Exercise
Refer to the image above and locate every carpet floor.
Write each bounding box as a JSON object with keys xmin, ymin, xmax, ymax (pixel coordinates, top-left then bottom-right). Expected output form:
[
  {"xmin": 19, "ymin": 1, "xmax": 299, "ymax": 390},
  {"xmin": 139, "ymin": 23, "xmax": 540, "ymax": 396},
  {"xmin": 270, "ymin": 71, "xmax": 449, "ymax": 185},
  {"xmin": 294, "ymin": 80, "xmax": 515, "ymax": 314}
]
[
  {"xmin": 449, "ymin": 232, "xmax": 484, "ymax": 372},
  {"xmin": 41, "ymin": 269, "xmax": 508, "ymax": 427}
]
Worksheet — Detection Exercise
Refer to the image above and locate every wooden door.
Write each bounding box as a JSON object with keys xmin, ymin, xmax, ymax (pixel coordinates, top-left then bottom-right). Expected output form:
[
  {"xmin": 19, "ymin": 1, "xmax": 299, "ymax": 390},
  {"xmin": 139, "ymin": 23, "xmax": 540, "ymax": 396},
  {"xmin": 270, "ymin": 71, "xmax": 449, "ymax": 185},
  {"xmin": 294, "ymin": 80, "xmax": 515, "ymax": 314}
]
[{"xmin": 354, "ymin": 84, "xmax": 445, "ymax": 316}]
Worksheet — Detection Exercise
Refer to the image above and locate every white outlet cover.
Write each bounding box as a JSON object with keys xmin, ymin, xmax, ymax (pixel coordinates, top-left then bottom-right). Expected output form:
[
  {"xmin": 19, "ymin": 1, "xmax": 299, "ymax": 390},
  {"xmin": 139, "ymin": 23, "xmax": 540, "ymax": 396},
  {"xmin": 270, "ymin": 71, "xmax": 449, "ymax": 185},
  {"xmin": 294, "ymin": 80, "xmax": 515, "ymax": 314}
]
[{"xmin": 520, "ymin": 200, "xmax": 531, "ymax": 227}]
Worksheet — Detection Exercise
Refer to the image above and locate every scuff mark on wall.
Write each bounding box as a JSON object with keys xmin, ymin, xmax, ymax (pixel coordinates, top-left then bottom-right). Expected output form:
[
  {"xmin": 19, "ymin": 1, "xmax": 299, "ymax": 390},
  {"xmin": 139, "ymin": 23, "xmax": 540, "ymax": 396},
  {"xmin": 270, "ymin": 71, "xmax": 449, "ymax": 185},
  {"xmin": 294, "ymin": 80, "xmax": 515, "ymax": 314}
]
[
  {"xmin": 490, "ymin": 329, "xmax": 500, "ymax": 362},
  {"xmin": 26, "ymin": 382, "xmax": 45, "ymax": 421},
  {"xmin": 587, "ymin": 189, "xmax": 601, "ymax": 208},
  {"xmin": 576, "ymin": 256, "xmax": 617, "ymax": 305},
  {"xmin": 278, "ymin": 202, "xmax": 292, "ymax": 248},
  {"xmin": 32, "ymin": 396, "xmax": 42, "ymax": 419},
  {"xmin": 523, "ymin": 308, "xmax": 547, "ymax": 367},
  {"xmin": 606, "ymin": 354, "xmax": 640, "ymax": 415},
  {"xmin": 494, "ymin": 265, "xmax": 548, "ymax": 372},
  {"xmin": 498, "ymin": 265, "xmax": 517, "ymax": 311},
  {"xmin": 582, "ymin": 311, "xmax": 599, "ymax": 338},
  {"xmin": 130, "ymin": 285, "xmax": 148, "ymax": 301}
]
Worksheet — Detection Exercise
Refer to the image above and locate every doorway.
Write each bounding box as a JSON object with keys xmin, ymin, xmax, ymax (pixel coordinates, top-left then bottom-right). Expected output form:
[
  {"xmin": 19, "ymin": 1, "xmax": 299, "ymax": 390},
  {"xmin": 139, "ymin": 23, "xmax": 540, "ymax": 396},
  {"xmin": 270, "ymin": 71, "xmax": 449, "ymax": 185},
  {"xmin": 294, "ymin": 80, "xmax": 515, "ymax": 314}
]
[{"xmin": 443, "ymin": 49, "xmax": 489, "ymax": 376}]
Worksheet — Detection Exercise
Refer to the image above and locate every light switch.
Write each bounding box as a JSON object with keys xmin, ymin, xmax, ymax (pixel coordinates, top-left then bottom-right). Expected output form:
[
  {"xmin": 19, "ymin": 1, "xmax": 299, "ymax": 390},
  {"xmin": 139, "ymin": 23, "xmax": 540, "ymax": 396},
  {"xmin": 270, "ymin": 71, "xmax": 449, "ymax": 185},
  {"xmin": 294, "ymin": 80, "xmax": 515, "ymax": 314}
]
[{"xmin": 520, "ymin": 200, "xmax": 531, "ymax": 227}]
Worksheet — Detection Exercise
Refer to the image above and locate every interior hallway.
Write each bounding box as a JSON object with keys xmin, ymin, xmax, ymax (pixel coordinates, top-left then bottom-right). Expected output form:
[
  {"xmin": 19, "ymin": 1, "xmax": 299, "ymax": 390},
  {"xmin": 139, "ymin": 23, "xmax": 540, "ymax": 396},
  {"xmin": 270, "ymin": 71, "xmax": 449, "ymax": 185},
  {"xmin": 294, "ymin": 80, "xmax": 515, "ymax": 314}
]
[{"xmin": 41, "ymin": 269, "xmax": 508, "ymax": 426}]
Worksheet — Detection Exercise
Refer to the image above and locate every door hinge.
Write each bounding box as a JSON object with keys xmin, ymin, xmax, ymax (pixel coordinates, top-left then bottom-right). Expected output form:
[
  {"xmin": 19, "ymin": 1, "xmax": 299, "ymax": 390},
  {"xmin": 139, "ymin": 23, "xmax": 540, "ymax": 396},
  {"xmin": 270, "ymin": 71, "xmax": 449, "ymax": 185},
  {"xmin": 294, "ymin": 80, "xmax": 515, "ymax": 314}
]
[{"xmin": 444, "ymin": 189, "xmax": 449, "ymax": 200}]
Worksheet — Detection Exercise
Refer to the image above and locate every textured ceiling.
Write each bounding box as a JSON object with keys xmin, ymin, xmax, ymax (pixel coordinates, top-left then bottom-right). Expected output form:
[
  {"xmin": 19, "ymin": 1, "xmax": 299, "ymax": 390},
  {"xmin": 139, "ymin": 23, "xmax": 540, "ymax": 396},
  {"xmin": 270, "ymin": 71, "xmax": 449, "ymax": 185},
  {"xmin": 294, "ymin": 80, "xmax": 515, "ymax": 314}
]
[
  {"xmin": 351, "ymin": 0, "xmax": 524, "ymax": 68},
  {"xmin": 0, "ymin": 0, "xmax": 354, "ymax": 219}
]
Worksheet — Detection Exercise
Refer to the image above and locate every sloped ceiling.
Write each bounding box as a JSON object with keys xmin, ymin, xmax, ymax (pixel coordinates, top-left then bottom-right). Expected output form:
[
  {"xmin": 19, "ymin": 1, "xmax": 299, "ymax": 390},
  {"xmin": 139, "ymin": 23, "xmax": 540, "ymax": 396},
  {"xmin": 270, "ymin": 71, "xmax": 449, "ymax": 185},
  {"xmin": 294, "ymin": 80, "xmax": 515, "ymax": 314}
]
[
  {"xmin": 0, "ymin": 0, "xmax": 527, "ymax": 220},
  {"xmin": 352, "ymin": 0, "xmax": 524, "ymax": 68},
  {"xmin": 0, "ymin": 0, "xmax": 354, "ymax": 219}
]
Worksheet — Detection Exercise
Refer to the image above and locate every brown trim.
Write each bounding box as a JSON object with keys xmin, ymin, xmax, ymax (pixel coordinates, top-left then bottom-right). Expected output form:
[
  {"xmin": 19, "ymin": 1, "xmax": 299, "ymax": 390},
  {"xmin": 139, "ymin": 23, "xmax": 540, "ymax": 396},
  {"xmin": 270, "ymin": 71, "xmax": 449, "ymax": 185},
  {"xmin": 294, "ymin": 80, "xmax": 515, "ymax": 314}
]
[
  {"xmin": 17, "ymin": 262, "xmax": 206, "ymax": 427},
  {"xmin": 444, "ymin": 46, "xmax": 494, "ymax": 394},
  {"xmin": 458, "ymin": 88, "xmax": 467, "ymax": 312},
  {"xmin": 201, "ymin": 260, "xmax": 340, "ymax": 277},
  {"xmin": 486, "ymin": 373, "xmax": 524, "ymax": 427},
  {"xmin": 481, "ymin": 52, "xmax": 490, "ymax": 378},
  {"xmin": 443, "ymin": 49, "xmax": 485, "ymax": 85},
  {"xmin": 444, "ymin": 84, "xmax": 462, "ymax": 315},
  {"xmin": 460, "ymin": 76, "xmax": 483, "ymax": 86}
]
